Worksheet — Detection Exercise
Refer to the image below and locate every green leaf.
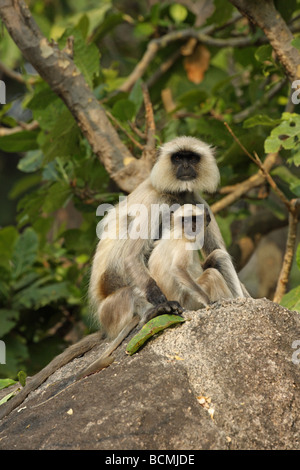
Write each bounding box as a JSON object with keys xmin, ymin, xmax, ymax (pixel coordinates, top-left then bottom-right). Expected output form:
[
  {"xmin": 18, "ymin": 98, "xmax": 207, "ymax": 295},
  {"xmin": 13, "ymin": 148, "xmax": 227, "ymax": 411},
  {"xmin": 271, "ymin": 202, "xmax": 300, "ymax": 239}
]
[
  {"xmin": 42, "ymin": 109, "xmax": 79, "ymax": 163},
  {"xmin": 0, "ymin": 309, "xmax": 20, "ymax": 336},
  {"xmin": 243, "ymin": 114, "xmax": 281, "ymax": 129},
  {"xmin": 12, "ymin": 281, "xmax": 71, "ymax": 310},
  {"xmin": 28, "ymin": 84, "xmax": 63, "ymax": 130},
  {"xmin": 42, "ymin": 182, "xmax": 71, "ymax": 213},
  {"xmin": 112, "ymin": 99, "xmax": 136, "ymax": 122},
  {"xmin": 126, "ymin": 314, "xmax": 185, "ymax": 355},
  {"xmin": 271, "ymin": 165, "xmax": 300, "ymax": 196},
  {"xmin": 169, "ymin": 4, "xmax": 188, "ymax": 23},
  {"xmin": 291, "ymin": 37, "xmax": 300, "ymax": 50},
  {"xmin": 178, "ymin": 89, "xmax": 207, "ymax": 109},
  {"xmin": 0, "ymin": 226, "xmax": 18, "ymax": 271},
  {"xmin": 255, "ymin": 45, "xmax": 273, "ymax": 63},
  {"xmin": 134, "ymin": 22, "xmax": 155, "ymax": 38},
  {"xmin": 0, "ymin": 390, "xmax": 18, "ymax": 406},
  {"xmin": 17, "ymin": 149, "xmax": 44, "ymax": 173},
  {"xmin": 11, "ymin": 228, "xmax": 39, "ymax": 280},
  {"xmin": 280, "ymin": 285, "xmax": 300, "ymax": 312},
  {"xmin": 129, "ymin": 79, "xmax": 144, "ymax": 115},
  {"xmin": 59, "ymin": 28, "xmax": 100, "ymax": 88},
  {"xmin": 9, "ymin": 174, "xmax": 41, "ymax": 199},
  {"xmin": 287, "ymin": 151, "xmax": 300, "ymax": 167},
  {"xmin": 296, "ymin": 243, "xmax": 300, "ymax": 271},
  {"xmin": 264, "ymin": 134, "xmax": 281, "ymax": 153},
  {"xmin": 17, "ymin": 370, "xmax": 27, "ymax": 387},
  {"xmin": 0, "ymin": 378, "xmax": 17, "ymax": 390},
  {"xmin": 0, "ymin": 131, "xmax": 38, "ymax": 152},
  {"xmin": 90, "ymin": 12, "xmax": 124, "ymax": 43},
  {"xmin": 207, "ymin": 0, "xmax": 234, "ymax": 26},
  {"xmin": 264, "ymin": 113, "xmax": 300, "ymax": 154}
]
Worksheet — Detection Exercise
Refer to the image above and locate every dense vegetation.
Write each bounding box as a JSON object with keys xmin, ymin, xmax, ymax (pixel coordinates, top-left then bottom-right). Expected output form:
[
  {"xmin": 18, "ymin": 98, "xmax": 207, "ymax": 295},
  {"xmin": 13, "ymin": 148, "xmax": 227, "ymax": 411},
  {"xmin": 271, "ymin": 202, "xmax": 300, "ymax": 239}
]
[{"xmin": 0, "ymin": 0, "xmax": 299, "ymax": 379}]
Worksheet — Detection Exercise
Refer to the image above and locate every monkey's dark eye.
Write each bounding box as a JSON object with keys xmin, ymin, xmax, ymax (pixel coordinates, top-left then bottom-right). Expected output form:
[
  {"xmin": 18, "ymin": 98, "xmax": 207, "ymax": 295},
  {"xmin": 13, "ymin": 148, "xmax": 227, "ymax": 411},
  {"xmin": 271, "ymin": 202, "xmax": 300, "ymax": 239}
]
[{"xmin": 171, "ymin": 151, "xmax": 200, "ymax": 164}]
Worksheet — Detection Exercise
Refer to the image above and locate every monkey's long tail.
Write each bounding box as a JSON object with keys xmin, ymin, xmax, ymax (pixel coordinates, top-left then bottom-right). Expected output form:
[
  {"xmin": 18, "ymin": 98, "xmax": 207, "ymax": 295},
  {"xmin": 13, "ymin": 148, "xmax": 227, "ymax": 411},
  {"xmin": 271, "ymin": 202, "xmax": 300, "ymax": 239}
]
[
  {"xmin": 76, "ymin": 316, "xmax": 140, "ymax": 379},
  {"xmin": 0, "ymin": 332, "xmax": 103, "ymax": 421}
]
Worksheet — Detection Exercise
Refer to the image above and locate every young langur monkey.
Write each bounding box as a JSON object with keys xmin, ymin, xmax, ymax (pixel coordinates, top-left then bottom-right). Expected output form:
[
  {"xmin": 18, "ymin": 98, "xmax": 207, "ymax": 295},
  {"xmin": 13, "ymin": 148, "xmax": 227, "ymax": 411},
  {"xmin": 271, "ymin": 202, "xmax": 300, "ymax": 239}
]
[{"xmin": 148, "ymin": 204, "xmax": 234, "ymax": 311}]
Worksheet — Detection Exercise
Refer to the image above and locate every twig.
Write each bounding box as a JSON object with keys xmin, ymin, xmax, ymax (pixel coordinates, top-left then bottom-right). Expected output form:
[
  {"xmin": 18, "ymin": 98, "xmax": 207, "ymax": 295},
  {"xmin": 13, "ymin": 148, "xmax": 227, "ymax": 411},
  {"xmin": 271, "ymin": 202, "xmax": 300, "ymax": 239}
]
[
  {"xmin": 211, "ymin": 152, "xmax": 278, "ymax": 213},
  {"xmin": 232, "ymin": 78, "xmax": 287, "ymax": 123},
  {"xmin": 118, "ymin": 28, "xmax": 275, "ymax": 93},
  {"xmin": 141, "ymin": 83, "xmax": 156, "ymax": 167},
  {"xmin": 128, "ymin": 121, "xmax": 146, "ymax": 140},
  {"xmin": 223, "ymin": 120, "xmax": 300, "ymax": 304},
  {"xmin": 0, "ymin": 120, "xmax": 39, "ymax": 136},
  {"xmin": 106, "ymin": 111, "xmax": 144, "ymax": 151},
  {"xmin": 273, "ymin": 199, "xmax": 300, "ymax": 303},
  {"xmin": 146, "ymin": 49, "xmax": 182, "ymax": 89},
  {"xmin": 0, "ymin": 61, "xmax": 37, "ymax": 85},
  {"xmin": 224, "ymin": 122, "xmax": 291, "ymax": 211}
]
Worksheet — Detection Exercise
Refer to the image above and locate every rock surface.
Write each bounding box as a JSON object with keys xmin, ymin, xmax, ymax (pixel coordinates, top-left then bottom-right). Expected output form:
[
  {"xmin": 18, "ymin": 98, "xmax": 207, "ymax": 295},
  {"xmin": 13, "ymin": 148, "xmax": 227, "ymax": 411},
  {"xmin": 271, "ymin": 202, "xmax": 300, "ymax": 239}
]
[{"xmin": 0, "ymin": 298, "xmax": 299, "ymax": 450}]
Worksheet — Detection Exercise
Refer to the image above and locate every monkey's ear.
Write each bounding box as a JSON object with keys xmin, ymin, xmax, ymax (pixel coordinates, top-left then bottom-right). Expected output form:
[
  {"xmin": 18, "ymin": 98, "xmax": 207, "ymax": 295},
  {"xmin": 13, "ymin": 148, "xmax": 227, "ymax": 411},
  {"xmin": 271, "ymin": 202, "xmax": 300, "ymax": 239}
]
[{"xmin": 208, "ymin": 145, "xmax": 217, "ymax": 156}]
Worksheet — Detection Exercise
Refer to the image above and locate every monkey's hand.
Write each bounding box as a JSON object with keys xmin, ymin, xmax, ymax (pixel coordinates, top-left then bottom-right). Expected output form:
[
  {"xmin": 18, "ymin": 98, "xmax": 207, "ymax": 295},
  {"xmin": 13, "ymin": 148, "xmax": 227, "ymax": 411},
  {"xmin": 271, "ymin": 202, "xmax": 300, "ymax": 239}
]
[
  {"xmin": 143, "ymin": 301, "xmax": 184, "ymax": 325},
  {"xmin": 146, "ymin": 281, "xmax": 168, "ymax": 305}
]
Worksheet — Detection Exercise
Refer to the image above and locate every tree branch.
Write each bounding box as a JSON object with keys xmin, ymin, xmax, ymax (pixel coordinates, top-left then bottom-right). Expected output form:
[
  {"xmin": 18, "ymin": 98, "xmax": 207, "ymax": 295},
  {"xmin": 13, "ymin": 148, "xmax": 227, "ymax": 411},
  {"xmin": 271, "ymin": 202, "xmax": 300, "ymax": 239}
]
[
  {"xmin": 0, "ymin": 0, "xmax": 149, "ymax": 193},
  {"xmin": 211, "ymin": 152, "xmax": 279, "ymax": 214},
  {"xmin": 0, "ymin": 60, "xmax": 37, "ymax": 85},
  {"xmin": 229, "ymin": 0, "xmax": 300, "ymax": 82},
  {"xmin": 141, "ymin": 83, "xmax": 156, "ymax": 167},
  {"xmin": 0, "ymin": 120, "xmax": 39, "ymax": 136},
  {"xmin": 118, "ymin": 27, "xmax": 279, "ymax": 93}
]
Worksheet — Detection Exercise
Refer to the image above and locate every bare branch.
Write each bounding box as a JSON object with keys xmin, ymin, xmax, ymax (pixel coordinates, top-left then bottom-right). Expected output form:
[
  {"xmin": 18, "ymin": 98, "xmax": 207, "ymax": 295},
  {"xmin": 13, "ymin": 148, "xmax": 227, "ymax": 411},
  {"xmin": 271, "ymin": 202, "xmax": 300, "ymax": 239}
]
[
  {"xmin": 0, "ymin": 0, "xmax": 149, "ymax": 193},
  {"xmin": 135, "ymin": 84, "xmax": 157, "ymax": 170},
  {"xmin": 229, "ymin": 0, "xmax": 300, "ymax": 82},
  {"xmin": 224, "ymin": 122, "xmax": 292, "ymax": 212},
  {"xmin": 0, "ymin": 120, "xmax": 39, "ymax": 136},
  {"xmin": 211, "ymin": 152, "xmax": 279, "ymax": 214},
  {"xmin": 232, "ymin": 78, "xmax": 287, "ymax": 123},
  {"xmin": 118, "ymin": 27, "xmax": 278, "ymax": 93},
  {"xmin": 0, "ymin": 60, "xmax": 37, "ymax": 85},
  {"xmin": 223, "ymin": 120, "xmax": 300, "ymax": 303},
  {"xmin": 146, "ymin": 49, "xmax": 181, "ymax": 89},
  {"xmin": 106, "ymin": 111, "xmax": 144, "ymax": 151}
]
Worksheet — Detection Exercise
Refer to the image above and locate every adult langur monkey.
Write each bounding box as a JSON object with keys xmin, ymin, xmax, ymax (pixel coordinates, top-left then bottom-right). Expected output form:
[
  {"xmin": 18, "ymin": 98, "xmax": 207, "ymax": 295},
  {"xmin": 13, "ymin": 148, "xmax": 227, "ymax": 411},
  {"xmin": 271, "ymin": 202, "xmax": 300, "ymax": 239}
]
[
  {"xmin": 88, "ymin": 136, "xmax": 247, "ymax": 343},
  {"xmin": 0, "ymin": 137, "xmax": 246, "ymax": 420}
]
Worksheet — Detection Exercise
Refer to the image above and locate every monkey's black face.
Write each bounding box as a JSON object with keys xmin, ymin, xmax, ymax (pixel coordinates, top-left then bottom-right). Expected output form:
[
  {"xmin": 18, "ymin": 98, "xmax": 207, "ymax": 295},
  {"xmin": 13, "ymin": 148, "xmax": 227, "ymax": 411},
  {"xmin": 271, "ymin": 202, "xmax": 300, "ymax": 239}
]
[{"xmin": 171, "ymin": 150, "xmax": 200, "ymax": 181}]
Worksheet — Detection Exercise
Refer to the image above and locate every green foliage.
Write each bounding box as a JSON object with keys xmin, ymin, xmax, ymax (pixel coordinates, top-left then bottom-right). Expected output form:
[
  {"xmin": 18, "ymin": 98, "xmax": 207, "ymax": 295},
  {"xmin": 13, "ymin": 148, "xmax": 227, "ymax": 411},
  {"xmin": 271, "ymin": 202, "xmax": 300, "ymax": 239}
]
[
  {"xmin": 0, "ymin": 378, "xmax": 17, "ymax": 390},
  {"xmin": 1, "ymin": 0, "xmax": 300, "ymax": 379}
]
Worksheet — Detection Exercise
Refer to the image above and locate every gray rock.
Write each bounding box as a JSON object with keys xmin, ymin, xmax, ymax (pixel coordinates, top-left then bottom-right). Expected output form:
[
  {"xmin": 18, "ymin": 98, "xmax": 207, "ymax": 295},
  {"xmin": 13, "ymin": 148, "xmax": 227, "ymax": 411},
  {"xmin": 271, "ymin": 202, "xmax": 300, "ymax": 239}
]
[{"xmin": 0, "ymin": 298, "xmax": 299, "ymax": 450}]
